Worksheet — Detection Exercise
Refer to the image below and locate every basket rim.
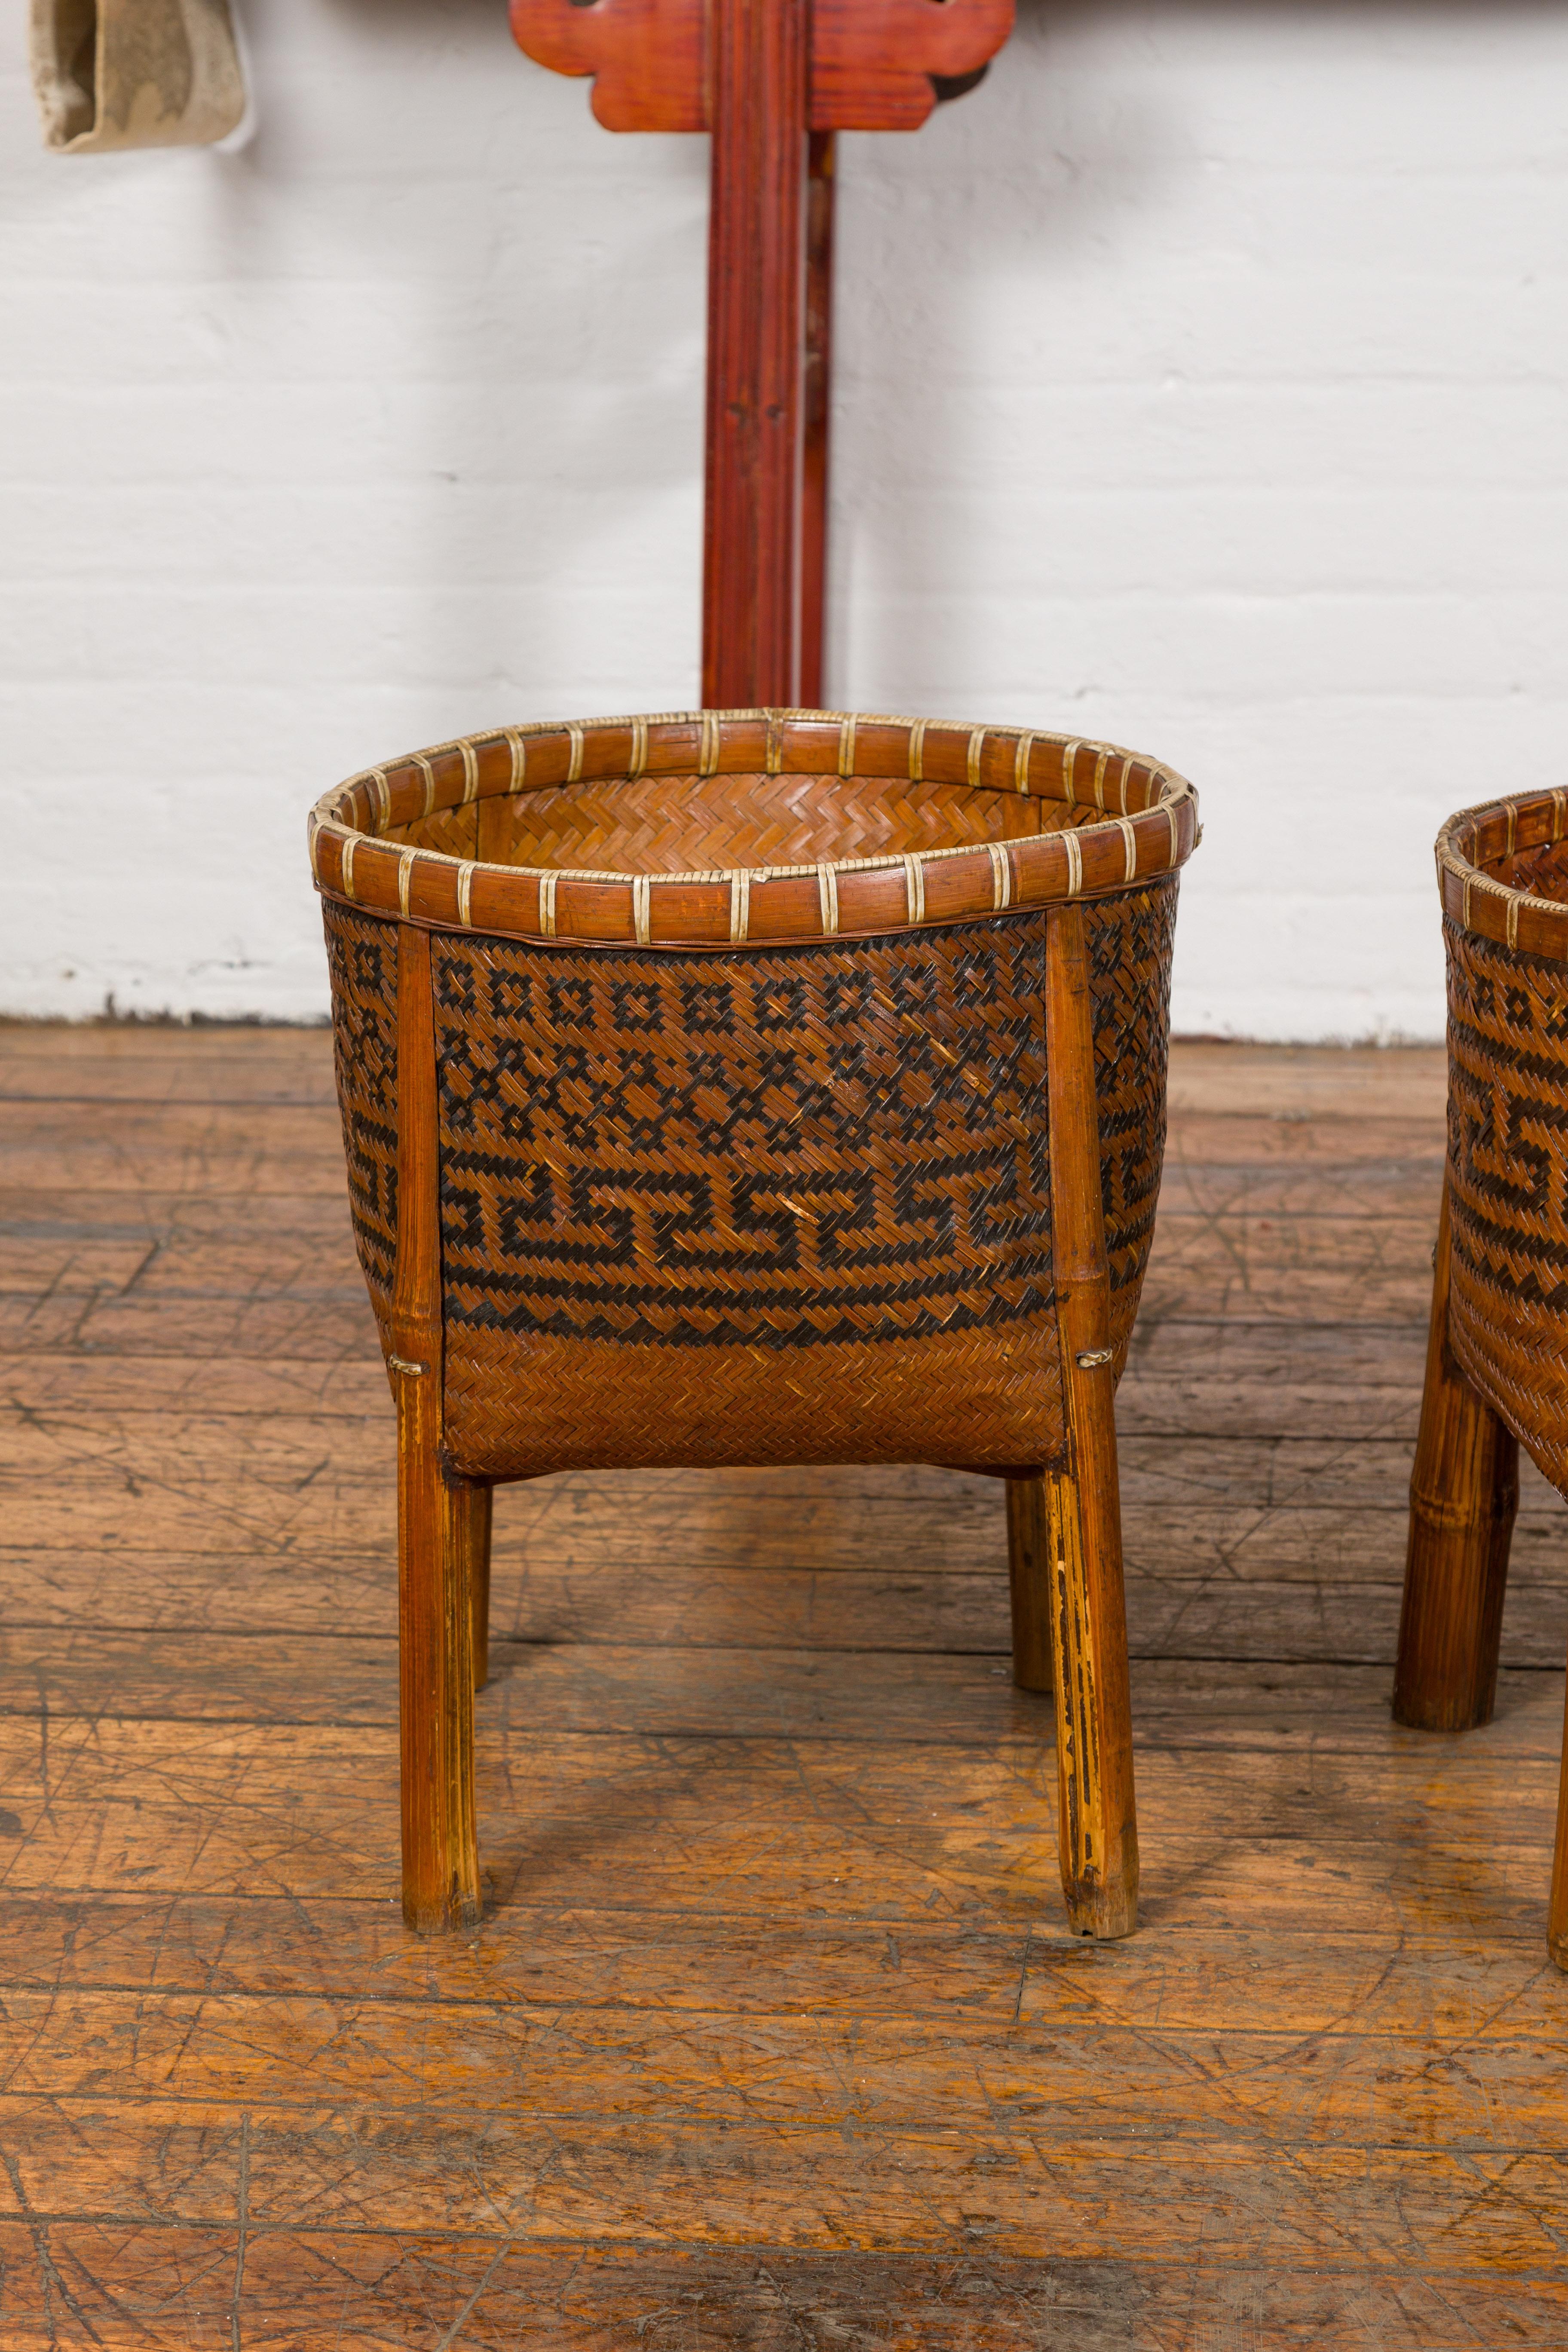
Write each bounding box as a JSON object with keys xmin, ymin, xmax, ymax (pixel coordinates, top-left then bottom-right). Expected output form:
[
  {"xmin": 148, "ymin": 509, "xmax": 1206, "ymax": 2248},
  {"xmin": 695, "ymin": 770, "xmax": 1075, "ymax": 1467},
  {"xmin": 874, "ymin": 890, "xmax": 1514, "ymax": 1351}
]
[
  {"xmin": 1437, "ymin": 788, "xmax": 1568, "ymax": 962},
  {"xmin": 309, "ymin": 706, "xmax": 1200, "ymax": 950}
]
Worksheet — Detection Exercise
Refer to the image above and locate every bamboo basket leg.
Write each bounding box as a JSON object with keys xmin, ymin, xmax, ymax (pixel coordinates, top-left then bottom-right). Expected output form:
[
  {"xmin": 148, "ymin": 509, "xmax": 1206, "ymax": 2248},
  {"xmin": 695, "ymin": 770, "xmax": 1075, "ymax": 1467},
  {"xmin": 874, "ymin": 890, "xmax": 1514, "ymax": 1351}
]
[
  {"xmin": 393, "ymin": 923, "xmax": 480, "ymax": 1936},
  {"xmin": 1394, "ymin": 1179, "xmax": 1519, "ymax": 1733},
  {"xmin": 1006, "ymin": 1473, "xmax": 1052, "ymax": 1693},
  {"xmin": 1041, "ymin": 904, "xmax": 1139, "ymax": 1941},
  {"xmin": 468, "ymin": 1485, "xmax": 493, "ymax": 1693},
  {"xmin": 1550, "ymin": 1675, "xmax": 1568, "ymax": 1972},
  {"xmin": 398, "ymin": 1412, "xmax": 481, "ymax": 1935}
]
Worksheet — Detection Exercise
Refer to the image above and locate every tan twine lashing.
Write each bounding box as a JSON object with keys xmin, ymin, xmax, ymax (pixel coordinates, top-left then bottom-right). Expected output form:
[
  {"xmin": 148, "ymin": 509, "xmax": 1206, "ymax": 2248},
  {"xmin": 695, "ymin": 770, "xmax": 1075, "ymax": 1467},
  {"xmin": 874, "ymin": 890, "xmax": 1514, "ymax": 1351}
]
[
  {"xmin": 837, "ymin": 716, "xmax": 856, "ymax": 779},
  {"xmin": 1435, "ymin": 791, "xmax": 1568, "ymax": 956},
  {"xmin": 1117, "ymin": 817, "xmax": 1138, "ymax": 883}
]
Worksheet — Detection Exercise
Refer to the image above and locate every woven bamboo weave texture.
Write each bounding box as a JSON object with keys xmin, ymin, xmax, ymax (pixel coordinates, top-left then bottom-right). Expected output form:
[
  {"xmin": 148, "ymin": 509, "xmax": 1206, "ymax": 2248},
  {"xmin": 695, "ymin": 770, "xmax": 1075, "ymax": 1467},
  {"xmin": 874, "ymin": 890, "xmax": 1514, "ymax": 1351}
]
[
  {"xmin": 470, "ymin": 766, "xmax": 1091, "ymax": 877},
  {"xmin": 322, "ymin": 879, "xmax": 1176, "ymax": 1479},
  {"xmin": 324, "ymin": 907, "xmax": 399, "ymax": 1327},
  {"xmin": 1430, "ymin": 787, "xmax": 1568, "ymax": 1493},
  {"xmin": 1444, "ymin": 907, "xmax": 1568, "ymax": 1498}
]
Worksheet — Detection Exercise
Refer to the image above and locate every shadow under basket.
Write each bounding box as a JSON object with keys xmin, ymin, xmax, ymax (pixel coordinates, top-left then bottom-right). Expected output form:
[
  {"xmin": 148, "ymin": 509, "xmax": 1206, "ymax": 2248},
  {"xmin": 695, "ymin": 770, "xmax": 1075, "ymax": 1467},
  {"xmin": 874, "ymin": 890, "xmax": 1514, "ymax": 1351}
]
[
  {"xmin": 311, "ymin": 707, "xmax": 1200, "ymax": 1944},
  {"xmin": 1398, "ymin": 787, "xmax": 1568, "ymax": 1969}
]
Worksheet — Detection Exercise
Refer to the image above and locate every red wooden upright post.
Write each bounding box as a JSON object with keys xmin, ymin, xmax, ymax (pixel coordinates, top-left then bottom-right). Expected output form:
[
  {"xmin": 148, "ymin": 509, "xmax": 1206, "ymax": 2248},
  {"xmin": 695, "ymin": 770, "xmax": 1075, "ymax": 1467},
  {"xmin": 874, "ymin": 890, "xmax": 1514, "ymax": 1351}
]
[
  {"xmin": 701, "ymin": 0, "xmax": 810, "ymax": 709},
  {"xmin": 799, "ymin": 129, "xmax": 836, "ymax": 708},
  {"xmin": 510, "ymin": 0, "xmax": 1014, "ymax": 707}
]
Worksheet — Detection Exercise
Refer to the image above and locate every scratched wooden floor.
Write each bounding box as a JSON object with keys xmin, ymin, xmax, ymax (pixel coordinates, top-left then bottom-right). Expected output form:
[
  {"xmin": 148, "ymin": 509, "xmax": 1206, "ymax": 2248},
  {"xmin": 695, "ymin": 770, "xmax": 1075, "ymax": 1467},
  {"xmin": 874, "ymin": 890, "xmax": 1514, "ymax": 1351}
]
[{"xmin": 2, "ymin": 1026, "xmax": 1567, "ymax": 2349}]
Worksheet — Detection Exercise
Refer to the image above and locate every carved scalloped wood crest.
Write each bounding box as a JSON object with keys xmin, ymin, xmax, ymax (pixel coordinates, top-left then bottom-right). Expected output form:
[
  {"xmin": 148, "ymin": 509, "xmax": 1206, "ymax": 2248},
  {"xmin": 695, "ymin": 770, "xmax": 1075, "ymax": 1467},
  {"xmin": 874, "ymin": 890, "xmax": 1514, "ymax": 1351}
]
[
  {"xmin": 509, "ymin": 0, "xmax": 704, "ymax": 132},
  {"xmin": 508, "ymin": 0, "xmax": 1014, "ymax": 134},
  {"xmin": 814, "ymin": 0, "xmax": 1015, "ymax": 129}
]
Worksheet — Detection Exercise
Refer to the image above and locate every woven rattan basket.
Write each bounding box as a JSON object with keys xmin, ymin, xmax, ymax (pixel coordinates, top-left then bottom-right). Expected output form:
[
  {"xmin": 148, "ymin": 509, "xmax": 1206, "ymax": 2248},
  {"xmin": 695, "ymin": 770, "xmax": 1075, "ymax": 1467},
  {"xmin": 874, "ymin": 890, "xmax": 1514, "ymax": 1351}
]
[
  {"xmin": 312, "ymin": 707, "xmax": 1199, "ymax": 1942},
  {"xmin": 314, "ymin": 706, "xmax": 1197, "ymax": 1476},
  {"xmin": 1432, "ymin": 790, "xmax": 1568, "ymax": 1492},
  {"xmin": 1399, "ymin": 787, "xmax": 1568, "ymax": 1967}
]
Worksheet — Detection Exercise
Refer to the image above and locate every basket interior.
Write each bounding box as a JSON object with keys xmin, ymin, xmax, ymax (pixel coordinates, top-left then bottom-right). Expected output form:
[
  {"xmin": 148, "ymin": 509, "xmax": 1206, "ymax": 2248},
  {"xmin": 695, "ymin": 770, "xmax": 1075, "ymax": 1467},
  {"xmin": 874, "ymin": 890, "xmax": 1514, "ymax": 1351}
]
[
  {"xmin": 383, "ymin": 766, "xmax": 1100, "ymax": 879},
  {"xmin": 1486, "ymin": 833, "xmax": 1568, "ymax": 906}
]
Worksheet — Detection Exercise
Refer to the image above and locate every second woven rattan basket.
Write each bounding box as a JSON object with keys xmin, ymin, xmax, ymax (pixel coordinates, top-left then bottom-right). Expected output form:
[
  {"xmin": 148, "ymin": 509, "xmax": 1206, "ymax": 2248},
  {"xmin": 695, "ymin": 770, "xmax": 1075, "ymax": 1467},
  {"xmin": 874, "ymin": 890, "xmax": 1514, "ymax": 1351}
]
[
  {"xmin": 312, "ymin": 707, "xmax": 1200, "ymax": 1944},
  {"xmin": 1399, "ymin": 787, "xmax": 1568, "ymax": 1966}
]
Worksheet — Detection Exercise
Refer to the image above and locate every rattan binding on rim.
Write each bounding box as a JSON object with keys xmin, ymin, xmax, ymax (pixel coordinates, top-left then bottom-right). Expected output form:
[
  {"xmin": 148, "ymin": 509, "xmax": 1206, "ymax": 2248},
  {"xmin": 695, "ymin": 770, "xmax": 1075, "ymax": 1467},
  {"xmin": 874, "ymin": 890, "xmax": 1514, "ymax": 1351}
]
[
  {"xmin": 1437, "ymin": 788, "xmax": 1568, "ymax": 961},
  {"xmin": 309, "ymin": 707, "xmax": 1199, "ymax": 952}
]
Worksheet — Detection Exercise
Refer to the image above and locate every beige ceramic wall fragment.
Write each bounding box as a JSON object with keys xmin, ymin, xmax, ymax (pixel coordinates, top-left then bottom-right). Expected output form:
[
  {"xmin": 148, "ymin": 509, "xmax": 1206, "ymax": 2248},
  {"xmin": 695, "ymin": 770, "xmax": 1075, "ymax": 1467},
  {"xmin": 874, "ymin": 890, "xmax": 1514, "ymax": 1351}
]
[{"xmin": 30, "ymin": 0, "xmax": 246, "ymax": 153}]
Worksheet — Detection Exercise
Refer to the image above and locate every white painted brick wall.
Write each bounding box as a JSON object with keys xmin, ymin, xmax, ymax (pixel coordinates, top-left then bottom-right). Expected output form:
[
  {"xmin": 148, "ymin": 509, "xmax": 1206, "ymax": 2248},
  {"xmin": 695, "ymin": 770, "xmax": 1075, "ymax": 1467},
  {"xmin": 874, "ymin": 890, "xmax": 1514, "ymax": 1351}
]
[{"xmin": 3, "ymin": 0, "xmax": 1567, "ymax": 1035}]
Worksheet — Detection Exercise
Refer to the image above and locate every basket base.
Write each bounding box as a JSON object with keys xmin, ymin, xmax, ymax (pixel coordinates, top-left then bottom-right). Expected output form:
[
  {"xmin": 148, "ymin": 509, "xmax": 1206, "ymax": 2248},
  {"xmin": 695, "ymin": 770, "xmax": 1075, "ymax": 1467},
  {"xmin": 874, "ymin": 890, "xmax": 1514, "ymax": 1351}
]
[{"xmin": 442, "ymin": 1319, "xmax": 1069, "ymax": 1482}]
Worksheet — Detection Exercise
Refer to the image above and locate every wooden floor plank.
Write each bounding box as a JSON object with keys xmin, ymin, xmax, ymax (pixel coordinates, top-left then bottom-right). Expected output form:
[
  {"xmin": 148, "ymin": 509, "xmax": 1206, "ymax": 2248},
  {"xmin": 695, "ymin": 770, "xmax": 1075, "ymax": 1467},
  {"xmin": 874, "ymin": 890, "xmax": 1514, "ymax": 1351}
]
[
  {"xmin": 7, "ymin": 2101, "xmax": 1568, "ymax": 2266},
  {"xmin": 5, "ymin": 1894, "xmax": 1563, "ymax": 2038},
  {"xmin": 1, "ymin": 1715, "xmax": 1563, "ymax": 1947},
  {"xmin": 0, "ymin": 2229, "xmax": 1556, "ymax": 2352},
  {"xmin": 7, "ymin": 1418, "xmax": 1560, "ymax": 1565},
  {"xmin": 4, "ymin": 1553, "xmax": 1566, "ymax": 1674},
  {"xmin": 3, "ymin": 1615, "xmax": 1565, "ymax": 1744},
  {"xmin": 0, "ymin": 1019, "xmax": 333, "ymax": 1063},
  {"xmin": 9, "ymin": 1991, "xmax": 1568, "ymax": 2153},
  {"xmin": 1164, "ymin": 1044, "xmax": 1447, "ymax": 1118}
]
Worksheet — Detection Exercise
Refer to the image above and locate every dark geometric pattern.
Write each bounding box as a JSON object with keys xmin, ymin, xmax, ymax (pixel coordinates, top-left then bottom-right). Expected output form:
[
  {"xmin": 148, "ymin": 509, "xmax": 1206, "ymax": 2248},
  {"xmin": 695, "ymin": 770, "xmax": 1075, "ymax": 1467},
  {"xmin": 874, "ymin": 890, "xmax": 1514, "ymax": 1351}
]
[
  {"xmin": 1445, "ymin": 913, "xmax": 1568, "ymax": 1493},
  {"xmin": 1447, "ymin": 917, "xmax": 1568, "ymax": 1305},
  {"xmin": 432, "ymin": 918, "xmax": 1057, "ymax": 1350},
  {"xmin": 322, "ymin": 902, "xmax": 399, "ymax": 1324},
  {"xmin": 1089, "ymin": 879, "xmax": 1177, "ymax": 1303},
  {"xmin": 429, "ymin": 881, "xmax": 1177, "ymax": 1355}
]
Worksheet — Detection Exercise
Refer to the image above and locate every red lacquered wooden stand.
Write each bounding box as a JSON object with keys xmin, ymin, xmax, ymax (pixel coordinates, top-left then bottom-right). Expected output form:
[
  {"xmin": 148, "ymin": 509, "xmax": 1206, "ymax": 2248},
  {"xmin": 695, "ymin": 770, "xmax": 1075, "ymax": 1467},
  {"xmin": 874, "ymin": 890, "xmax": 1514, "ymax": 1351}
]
[{"xmin": 509, "ymin": 0, "xmax": 1014, "ymax": 702}]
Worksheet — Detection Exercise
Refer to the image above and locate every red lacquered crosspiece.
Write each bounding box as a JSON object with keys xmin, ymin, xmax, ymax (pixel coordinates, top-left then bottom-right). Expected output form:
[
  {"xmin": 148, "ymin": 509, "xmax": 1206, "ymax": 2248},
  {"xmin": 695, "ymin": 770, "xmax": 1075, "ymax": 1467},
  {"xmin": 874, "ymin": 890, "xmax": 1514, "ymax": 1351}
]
[
  {"xmin": 509, "ymin": 0, "xmax": 1014, "ymax": 132},
  {"xmin": 508, "ymin": 0, "xmax": 1014, "ymax": 703}
]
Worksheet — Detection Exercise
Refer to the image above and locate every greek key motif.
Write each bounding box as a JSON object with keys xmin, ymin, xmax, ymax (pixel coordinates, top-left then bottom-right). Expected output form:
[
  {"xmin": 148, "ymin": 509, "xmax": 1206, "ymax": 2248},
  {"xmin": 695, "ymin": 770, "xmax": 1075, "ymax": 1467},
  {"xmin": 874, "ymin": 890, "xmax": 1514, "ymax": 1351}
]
[{"xmin": 432, "ymin": 921, "xmax": 1055, "ymax": 1348}]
